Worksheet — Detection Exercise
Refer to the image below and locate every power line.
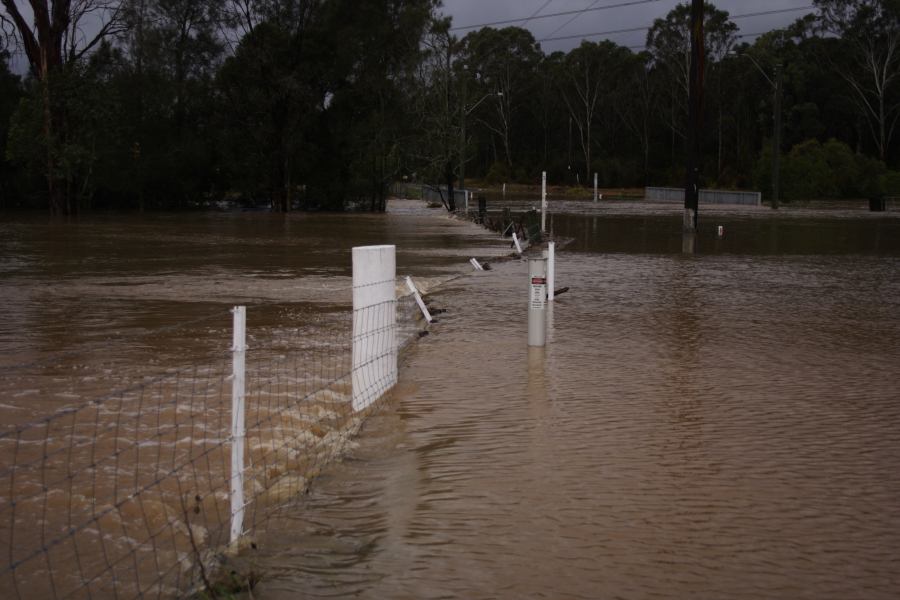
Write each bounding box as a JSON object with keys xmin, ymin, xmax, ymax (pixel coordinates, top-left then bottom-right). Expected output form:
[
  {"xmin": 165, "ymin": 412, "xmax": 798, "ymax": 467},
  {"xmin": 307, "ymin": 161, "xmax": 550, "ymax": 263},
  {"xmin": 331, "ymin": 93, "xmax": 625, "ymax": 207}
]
[
  {"xmin": 450, "ymin": 0, "xmax": 662, "ymax": 31},
  {"xmin": 538, "ymin": 5, "xmax": 815, "ymax": 43},
  {"xmin": 520, "ymin": 0, "xmax": 555, "ymax": 27},
  {"xmin": 544, "ymin": 0, "xmax": 603, "ymax": 40}
]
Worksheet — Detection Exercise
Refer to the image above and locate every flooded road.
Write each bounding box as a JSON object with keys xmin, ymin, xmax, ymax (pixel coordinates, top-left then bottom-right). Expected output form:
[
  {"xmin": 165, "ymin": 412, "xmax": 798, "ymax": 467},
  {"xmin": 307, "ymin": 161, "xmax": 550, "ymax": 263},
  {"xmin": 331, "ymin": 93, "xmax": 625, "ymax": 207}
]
[
  {"xmin": 242, "ymin": 203, "xmax": 900, "ymax": 599},
  {"xmin": 2, "ymin": 200, "xmax": 899, "ymax": 598}
]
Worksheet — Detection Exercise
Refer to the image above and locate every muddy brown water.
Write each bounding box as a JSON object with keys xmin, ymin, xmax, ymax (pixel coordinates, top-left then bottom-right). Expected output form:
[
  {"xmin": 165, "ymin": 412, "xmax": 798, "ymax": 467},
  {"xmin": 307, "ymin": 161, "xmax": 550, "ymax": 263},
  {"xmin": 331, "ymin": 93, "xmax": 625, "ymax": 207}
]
[{"xmin": 2, "ymin": 200, "xmax": 900, "ymax": 598}]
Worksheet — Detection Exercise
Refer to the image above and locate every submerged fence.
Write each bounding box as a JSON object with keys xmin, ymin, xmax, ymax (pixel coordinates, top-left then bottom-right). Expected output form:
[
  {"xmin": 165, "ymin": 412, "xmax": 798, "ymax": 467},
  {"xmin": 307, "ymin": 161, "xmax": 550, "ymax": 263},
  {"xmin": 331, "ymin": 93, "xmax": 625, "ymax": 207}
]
[
  {"xmin": 645, "ymin": 186, "xmax": 762, "ymax": 206},
  {"xmin": 0, "ymin": 246, "xmax": 422, "ymax": 599},
  {"xmin": 392, "ymin": 183, "xmax": 472, "ymax": 211}
]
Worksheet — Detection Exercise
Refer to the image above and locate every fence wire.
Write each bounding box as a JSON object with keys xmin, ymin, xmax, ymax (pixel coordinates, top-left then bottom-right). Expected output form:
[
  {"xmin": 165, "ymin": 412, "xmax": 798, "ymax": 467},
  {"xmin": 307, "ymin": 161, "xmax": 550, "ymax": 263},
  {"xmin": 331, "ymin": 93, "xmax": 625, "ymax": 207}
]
[{"xmin": 0, "ymin": 284, "xmax": 421, "ymax": 599}]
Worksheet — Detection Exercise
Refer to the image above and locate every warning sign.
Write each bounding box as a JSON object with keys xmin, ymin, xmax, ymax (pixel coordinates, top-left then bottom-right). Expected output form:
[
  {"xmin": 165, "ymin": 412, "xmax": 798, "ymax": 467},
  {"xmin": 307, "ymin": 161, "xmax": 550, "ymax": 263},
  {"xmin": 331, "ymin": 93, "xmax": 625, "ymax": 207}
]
[{"xmin": 530, "ymin": 280, "xmax": 547, "ymax": 309}]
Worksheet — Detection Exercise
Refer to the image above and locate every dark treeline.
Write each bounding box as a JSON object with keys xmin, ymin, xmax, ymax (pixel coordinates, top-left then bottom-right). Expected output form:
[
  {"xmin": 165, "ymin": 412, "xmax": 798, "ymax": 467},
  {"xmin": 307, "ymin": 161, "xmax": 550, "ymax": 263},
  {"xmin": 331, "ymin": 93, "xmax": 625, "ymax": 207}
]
[{"xmin": 1, "ymin": 0, "xmax": 899, "ymax": 214}]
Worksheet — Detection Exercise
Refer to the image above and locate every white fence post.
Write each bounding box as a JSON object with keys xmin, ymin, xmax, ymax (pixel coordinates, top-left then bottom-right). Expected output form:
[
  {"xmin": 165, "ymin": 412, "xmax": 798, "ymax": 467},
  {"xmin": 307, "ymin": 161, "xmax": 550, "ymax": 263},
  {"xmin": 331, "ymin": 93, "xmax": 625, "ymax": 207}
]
[
  {"xmin": 528, "ymin": 258, "xmax": 548, "ymax": 347},
  {"xmin": 230, "ymin": 306, "xmax": 247, "ymax": 547},
  {"xmin": 352, "ymin": 245, "xmax": 397, "ymax": 412},
  {"xmin": 405, "ymin": 276, "xmax": 433, "ymax": 323},
  {"xmin": 512, "ymin": 232, "xmax": 523, "ymax": 255},
  {"xmin": 542, "ymin": 242, "xmax": 556, "ymax": 300},
  {"xmin": 541, "ymin": 171, "xmax": 547, "ymax": 232}
]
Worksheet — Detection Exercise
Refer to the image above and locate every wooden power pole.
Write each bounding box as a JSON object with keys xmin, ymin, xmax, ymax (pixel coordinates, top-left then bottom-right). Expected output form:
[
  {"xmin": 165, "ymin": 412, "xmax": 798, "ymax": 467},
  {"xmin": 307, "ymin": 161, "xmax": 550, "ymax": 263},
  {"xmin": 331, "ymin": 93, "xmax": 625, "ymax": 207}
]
[{"xmin": 684, "ymin": 0, "xmax": 705, "ymax": 232}]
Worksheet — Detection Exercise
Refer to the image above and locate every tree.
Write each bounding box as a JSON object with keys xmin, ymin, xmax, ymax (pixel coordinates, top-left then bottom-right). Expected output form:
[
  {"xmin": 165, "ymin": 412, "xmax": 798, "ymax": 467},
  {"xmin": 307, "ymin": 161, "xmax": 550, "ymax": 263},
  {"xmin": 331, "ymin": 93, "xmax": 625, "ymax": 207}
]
[
  {"xmin": 558, "ymin": 40, "xmax": 632, "ymax": 183},
  {"xmin": 646, "ymin": 2, "xmax": 737, "ymax": 160},
  {"xmin": 460, "ymin": 27, "xmax": 542, "ymax": 171},
  {"xmin": 815, "ymin": 0, "xmax": 900, "ymax": 162},
  {"xmin": 0, "ymin": 50, "xmax": 22, "ymax": 209},
  {"xmin": 1, "ymin": 0, "xmax": 126, "ymax": 215}
]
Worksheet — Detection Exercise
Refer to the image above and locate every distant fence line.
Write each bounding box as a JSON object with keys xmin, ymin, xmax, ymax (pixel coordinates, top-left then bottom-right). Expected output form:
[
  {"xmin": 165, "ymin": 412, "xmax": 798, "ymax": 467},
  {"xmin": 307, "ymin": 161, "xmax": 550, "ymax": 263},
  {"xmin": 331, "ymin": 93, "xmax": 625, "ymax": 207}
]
[
  {"xmin": 392, "ymin": 183, "xmax": 472, "ymax": 210},
  {"xmin": 0, "ymin": 246, "xmax": 424, "ymax": 599},
  {"xmin": 645, "ymin": 186, "xmax": 762, "ymax": 206}
]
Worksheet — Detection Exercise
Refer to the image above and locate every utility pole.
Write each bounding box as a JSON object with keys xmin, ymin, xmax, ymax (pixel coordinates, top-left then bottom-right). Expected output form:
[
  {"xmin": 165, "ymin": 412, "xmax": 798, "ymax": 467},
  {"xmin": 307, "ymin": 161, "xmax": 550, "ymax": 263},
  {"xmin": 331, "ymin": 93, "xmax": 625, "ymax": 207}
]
[
  {"xmin": 684, "ymin": 0, "xmax": 705, "ymax": 233},
  {"xmin": 772, "ymin": 63, "xmax": 782, "ymax": 210},
  {"xmin": 459, "ymin": 74, "xmax": 467, "ymax": 191}
]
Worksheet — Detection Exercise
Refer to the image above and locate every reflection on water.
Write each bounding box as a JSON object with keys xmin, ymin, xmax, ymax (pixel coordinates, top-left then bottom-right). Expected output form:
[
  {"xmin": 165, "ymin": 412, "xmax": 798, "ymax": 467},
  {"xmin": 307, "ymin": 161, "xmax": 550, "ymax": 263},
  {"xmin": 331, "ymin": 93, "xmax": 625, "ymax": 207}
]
[
  {"xmin": 242, "ymin": 204, "xmax": 900, "ymax": 599},
  {"xmin": 2, "ymin": 201, "xmax": 900, "ymax": 598}
]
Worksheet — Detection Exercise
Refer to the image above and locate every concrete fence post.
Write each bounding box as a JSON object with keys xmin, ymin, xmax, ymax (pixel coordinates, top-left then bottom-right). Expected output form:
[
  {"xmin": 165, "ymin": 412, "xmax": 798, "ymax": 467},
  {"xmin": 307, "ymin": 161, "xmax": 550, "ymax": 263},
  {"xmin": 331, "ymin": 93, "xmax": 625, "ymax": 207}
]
[
  {"xmin": 594, "ymin": 172, "xmax": 598, "ymax": 202},
  {"xmin": 528, "ymin": 258, "xmax": 548, "ymax": 347},
  {"xmin": 229, "ymin": 306, "xmax": 247, "ymax": 547},
  {"xmin": 352, "ymin": 245, "xmax": 397, "ymax": 412}
]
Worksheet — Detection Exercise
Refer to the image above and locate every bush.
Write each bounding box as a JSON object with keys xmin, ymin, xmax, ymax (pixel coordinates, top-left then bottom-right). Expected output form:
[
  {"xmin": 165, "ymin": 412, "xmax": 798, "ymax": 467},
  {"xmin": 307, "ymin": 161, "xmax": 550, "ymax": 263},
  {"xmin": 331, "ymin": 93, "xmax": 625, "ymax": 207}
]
[
  {"xmin": 881, "ymin": 170, "xmax": 900, "ymax": 196},
  {"xmin": 755, "ymin": 138, "xmax": 885, "ymax": 201},
  {"xmin": 484, "ymin": 161, "xmax": 511, "ymax": 185}
]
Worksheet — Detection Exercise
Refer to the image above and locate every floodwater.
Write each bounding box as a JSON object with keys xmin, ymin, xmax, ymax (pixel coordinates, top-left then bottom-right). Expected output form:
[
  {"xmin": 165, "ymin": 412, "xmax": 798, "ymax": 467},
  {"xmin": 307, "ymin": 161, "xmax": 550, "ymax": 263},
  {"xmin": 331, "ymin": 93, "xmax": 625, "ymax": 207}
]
[{"xmin": 2, "ymin": 200, "xmax": 900, "ymax": 598}]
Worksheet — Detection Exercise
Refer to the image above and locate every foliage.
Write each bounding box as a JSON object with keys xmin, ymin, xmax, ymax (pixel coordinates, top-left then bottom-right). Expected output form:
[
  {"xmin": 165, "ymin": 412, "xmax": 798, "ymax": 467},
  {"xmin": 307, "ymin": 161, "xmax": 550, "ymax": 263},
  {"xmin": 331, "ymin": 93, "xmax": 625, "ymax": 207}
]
[
  {"xmin": 2, "ymin": 0, "xmax": 900, "ymax": 212},
  {"xmin": 756, "ymin": 138, "xmax": 886, "ymax": 200}
]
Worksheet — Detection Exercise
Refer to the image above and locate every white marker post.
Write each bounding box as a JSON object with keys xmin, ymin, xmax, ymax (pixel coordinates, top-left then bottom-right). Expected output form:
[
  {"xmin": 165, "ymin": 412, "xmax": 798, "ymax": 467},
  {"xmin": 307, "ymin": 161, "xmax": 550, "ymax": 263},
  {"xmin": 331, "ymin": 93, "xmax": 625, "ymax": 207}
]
[
  {"xmin": 541, "ymin": 171, "xmax": 547, "ymax": 233},
  {"xmin": 470, "ymin": 258, "xmax": 484, "ymax": 271},
  {"xmin": 405, "ymin": 276, "xmax": 433, "ymax": 323},
  {"xmin": 512, "ymin": 232, "xmax": 523, "ymax": 255},
  {"xmin": 352, "ymin": 245, "xmax": 397, "ymax": 412},
  {"xmin": 542, "ymin": 242, "xmax": 556, "ymax": 301},
  {"xmin": 528, "ymin": 258, "xmax": 548, "ymax": 347},
  {"xmin": 594, "ymin": 172, "xmax": 598, "ymax": 202},
  {"xmin": 229, "ymin": 306, "xmax": 247, "ymax": 547}
]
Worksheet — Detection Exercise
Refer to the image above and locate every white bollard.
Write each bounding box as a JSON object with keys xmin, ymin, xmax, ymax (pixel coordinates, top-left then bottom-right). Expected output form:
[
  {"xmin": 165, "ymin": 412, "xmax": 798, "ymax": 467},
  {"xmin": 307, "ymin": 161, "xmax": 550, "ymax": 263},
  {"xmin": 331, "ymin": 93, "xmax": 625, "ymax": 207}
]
[
  {"xmin": 528, "ymin": 258, "xmax": 548, "ymax": 347},
  {"xmin": 541, "ymin": 171, "xmax": 547, "ymax": 233},
  {"xmin": 405, "ymin": 276, "xmax": 432, "ymax": 323},
  {"xmin": 594, "ymin": 172, "xmax": 598, "ymax": 202},
  {"xmin": 470, "ymin": 258, "xmax": 484, "ymax": 271},
  {"xmin": 717, "ymin": 225, "xmax": 724, "ymax": 238},
  {"xmin": 512, "ymin": 232, "xmax": 523, "ymax": 255},
  {"xmin": 465, "ymin": 191, "xmax": 470, "ymax": 214},
  {"xmin": 503, "ymin": 183, "xmax": 507, "ymax": 198},
  {"xmin": 352, "ymin": 245, "xmax": 397, "ymax": 412},
  {"xmin": 230, "ymin": 306, "xmax": 247, "ymax": 547}
]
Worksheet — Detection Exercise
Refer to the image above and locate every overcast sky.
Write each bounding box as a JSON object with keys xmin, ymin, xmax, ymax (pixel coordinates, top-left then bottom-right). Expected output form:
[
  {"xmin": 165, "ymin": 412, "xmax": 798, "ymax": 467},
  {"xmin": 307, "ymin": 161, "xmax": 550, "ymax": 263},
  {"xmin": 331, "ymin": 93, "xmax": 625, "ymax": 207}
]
[{"xmin": 439, "ymin": 0, "xmax": 817, "ymax": 54}]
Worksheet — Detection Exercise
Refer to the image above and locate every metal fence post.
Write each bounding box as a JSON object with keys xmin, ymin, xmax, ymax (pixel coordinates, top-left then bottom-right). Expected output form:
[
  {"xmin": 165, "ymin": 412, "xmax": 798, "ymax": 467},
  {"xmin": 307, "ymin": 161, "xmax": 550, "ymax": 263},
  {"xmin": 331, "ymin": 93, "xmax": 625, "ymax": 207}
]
[{"xmin": 230, "ymin": 306, "xmax": 247, "ymax": 547}]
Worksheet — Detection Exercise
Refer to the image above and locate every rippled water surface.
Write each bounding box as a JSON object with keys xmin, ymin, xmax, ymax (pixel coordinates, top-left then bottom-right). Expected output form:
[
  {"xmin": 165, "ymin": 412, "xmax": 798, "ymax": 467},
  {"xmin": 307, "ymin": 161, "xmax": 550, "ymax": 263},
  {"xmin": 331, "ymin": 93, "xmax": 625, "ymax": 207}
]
[
  {"xmin": 242, "ymin": 203, "xmax": 900, "ymax": 599},
  {"xmin": 2, "ymin": 200, "xmax": 899, "ymax": 598}
]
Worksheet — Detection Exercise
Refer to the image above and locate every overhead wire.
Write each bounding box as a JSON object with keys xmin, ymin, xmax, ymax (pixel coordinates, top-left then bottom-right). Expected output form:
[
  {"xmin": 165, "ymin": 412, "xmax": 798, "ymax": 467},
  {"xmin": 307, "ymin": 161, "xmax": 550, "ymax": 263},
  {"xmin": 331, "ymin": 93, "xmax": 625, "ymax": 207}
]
[
  {"xmin": 519, "ymin": 0, "xmax": 555, "ymax": 27},
  {"xmin": 543, "ymin": 0, "xmax": 603, "ymax": 40},
  {"xmin": 449, "ymin": 0, "xmax": 662, "ymax": 31},
  {"xmin": 537, "ymin": 5, "xmax": 816, "ymax": 43}
]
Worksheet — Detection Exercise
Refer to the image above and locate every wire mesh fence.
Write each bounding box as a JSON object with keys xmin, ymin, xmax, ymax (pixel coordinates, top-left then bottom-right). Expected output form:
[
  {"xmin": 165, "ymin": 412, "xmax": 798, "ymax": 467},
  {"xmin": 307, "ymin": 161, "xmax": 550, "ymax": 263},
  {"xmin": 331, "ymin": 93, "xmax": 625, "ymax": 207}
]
[{"xmin": 0, "ymin": 248, "xmax": 423, "ymax": 599}]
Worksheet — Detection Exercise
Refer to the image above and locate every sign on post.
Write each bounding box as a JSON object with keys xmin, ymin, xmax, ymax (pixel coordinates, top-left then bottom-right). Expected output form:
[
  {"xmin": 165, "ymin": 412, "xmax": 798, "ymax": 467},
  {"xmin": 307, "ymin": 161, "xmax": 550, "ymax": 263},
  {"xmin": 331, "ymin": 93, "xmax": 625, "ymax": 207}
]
[{"xmin": 528, "ymin": 258, "xmax": 548, "ymax": 347}]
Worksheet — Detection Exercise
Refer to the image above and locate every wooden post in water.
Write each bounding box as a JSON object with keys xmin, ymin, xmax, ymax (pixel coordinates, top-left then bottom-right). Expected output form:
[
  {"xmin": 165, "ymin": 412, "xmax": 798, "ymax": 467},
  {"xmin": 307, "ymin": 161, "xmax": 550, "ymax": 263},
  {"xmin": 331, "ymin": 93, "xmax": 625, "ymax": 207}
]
[{"xmin": 683, "ymin": 0, "xmax": 705, "ymax": 234}]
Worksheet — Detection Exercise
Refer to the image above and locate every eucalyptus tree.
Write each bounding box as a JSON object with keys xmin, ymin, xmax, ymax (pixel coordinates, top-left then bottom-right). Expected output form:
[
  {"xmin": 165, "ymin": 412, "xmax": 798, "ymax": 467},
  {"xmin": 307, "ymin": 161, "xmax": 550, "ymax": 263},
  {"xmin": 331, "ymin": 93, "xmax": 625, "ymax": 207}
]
[
  {"xmin": 459, "ymin": 26, "xmax": 542, "ymax": 172},
  {"xmin": 0, "ymin": 50, "xmax": 22, "ymax": 208},
  {"xmin": 616, "ymin": 51, "xmax": 657, "ymax": 183},
  {"xmin": 815, "ymin": 0, "xmax": 900, "ymax": 162},
  {"xmin": 0, "ymin": 0, "xmax": 127, "ymax": 214},
  {"xmin": 646, "ymin": 2, "xmax": 737, "ymax": 165},
  {"xmin": 558, "ymin": 40, "xmax": 632, "ymax": 184}
]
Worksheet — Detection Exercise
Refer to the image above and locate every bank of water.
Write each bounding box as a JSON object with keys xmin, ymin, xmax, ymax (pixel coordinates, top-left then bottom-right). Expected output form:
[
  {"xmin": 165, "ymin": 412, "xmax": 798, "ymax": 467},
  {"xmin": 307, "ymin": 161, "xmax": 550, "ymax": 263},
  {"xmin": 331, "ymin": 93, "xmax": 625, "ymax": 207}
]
[{"xmin": 242, "ymin": 202, "xmax": 900, "ymax": 599}]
